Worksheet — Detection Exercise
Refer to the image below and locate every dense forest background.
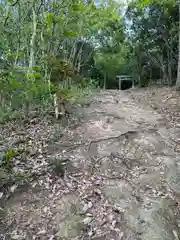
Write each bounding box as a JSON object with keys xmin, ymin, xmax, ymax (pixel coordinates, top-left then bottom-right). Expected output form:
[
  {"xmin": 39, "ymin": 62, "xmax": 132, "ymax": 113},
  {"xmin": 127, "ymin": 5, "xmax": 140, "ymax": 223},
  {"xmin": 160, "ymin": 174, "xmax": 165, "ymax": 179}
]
[{"xmin": 0, "ymin": 0, "xmax": 179, "ymax": 121}]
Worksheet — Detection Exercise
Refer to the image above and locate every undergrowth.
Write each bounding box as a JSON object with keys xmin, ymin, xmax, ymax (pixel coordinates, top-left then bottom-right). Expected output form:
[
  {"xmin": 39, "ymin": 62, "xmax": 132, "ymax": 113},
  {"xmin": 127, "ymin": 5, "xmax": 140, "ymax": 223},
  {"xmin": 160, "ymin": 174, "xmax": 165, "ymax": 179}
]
[
  {"xmin": 0, "ymin": 72, "xmax": 95, "ymax": 123},
  {"xmin": 0, "ymin": 70, "xmax": 95, "ymax": 197}
]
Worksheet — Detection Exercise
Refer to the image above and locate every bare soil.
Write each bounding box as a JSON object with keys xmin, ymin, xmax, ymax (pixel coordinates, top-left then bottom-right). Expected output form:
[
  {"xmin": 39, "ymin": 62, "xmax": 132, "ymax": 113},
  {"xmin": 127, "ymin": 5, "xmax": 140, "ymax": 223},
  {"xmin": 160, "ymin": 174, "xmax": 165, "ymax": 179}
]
[{"xmin": 1, "ymin": 87, "xmax": 180, "ymax": 240}]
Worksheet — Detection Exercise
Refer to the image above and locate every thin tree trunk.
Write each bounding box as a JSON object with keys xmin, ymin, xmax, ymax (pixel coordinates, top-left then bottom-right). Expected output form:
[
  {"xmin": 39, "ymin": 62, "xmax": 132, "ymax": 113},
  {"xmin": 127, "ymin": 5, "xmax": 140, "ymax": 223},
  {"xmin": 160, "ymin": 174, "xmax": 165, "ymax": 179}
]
[
  {"xmin": 169, "ymin": 33, "xmax": 173, "ymax": 85},
  {"xmin": 167, "ymin": 50, "xmax": 171, "ymax": 85},
  {"xmin": 176, "ymin": 4, "xmax": 180, "ymax": 89},
  {"xmin": 14, "ymin": 2, "xmax": 21, "ymax": 67},
  {"xmin": 159, "ymin": 54, "xmax": 167, "ymax": 84},
  {"xmin": 149, "ymin": 67, "xmax": 152, "ymax": 85},
  {"xmin": 28, "ymin": 6, "xmax": 37, "ymax": 78},
  {"xmin": 103, "ymin": 72, "xmax": 106, "ymax": 89}
]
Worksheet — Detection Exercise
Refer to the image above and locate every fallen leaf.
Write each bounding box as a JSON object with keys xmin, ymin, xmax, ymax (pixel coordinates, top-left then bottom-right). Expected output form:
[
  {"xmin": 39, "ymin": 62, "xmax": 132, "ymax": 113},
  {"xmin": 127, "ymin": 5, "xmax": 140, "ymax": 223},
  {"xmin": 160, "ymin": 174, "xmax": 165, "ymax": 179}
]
[
  {"xmin": 48, "ymin": 236, "xmax": 54, "ymax": 240},
  {"xmin": 94, "ymin": 188, "xmax": 102, "ymax": 196},
  {"xmin": 83, "ymin": 217, "xmax": 93, "ymax": 225},
  {"xmin": 37, "ymin": 229, "xmax": 46, "ymax": 235},
  {"xmin": 119, "ymin": 232, "xmax": 124, "ymax": 239},
  {"xmin": 88, "ymin": 230, "xmax": 94, "ymax": 237},
  {"xmin": 11, "ymin": 234, "xmax": 23, "ymax": 240},
  {"xmin": 43, "ymin": 206, "xmax": 48, "ymax": 213},
  {"xmin": 10, "ymin": 185, "xmax": 17, "ymax": 193},
  {"xmin": 175, "ymin": 147, "xmax": 180, "ymax": 152},
  {"xmin": 82, "ymin": 201, "xmax": 93, "ymax": 213},
  {"xmin": 173, "ymin": 230, "xmax": 179, "ymax": 240},
  {"xmin": 0, "ymin": 192, "xmax": 3, "ymax": 199}
]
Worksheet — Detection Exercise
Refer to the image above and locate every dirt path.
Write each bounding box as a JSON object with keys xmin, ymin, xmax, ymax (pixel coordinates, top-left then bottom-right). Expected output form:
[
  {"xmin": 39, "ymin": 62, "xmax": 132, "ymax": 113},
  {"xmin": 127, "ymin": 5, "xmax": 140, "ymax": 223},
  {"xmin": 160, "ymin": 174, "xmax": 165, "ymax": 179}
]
[{"xmin": 1, "ymin": 88, "xmax": 180, "ymax": 240}]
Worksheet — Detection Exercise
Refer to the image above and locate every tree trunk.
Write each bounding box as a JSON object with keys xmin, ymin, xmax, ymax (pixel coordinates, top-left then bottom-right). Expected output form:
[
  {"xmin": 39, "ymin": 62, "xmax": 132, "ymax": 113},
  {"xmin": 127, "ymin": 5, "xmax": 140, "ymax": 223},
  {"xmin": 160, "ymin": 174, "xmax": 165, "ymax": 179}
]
[
  {"xmin": 150, "ymin": 67, "xmax": 152, "ymax": 83},
  {"xmin": 28, "ymin": 6, "xmax": 37, "ymax": 78},
  {"xmin": 159, "ymin": 54, "xmax": 167, "ymax": 85},
  {"xmin": 176, "ymin": 4, "xmax": 180, "ymax": 89},
  {"xmin": 103, "ymin": 72, "xmax": 106, "ymax": 89},
  {"xmin": 167, "ymin": 50, "xmax": 172, "ymax": 86},
  {"xmin": 169, "ymin": 32, "xmax": 173, "ymax": 86}
]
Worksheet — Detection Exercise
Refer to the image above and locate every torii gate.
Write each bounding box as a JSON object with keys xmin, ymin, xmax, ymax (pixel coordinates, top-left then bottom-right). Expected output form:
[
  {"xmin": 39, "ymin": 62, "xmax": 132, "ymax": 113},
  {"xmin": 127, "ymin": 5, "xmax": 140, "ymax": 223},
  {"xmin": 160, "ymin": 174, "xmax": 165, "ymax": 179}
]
[{"xmin": 116, "ymin": 75, "xmax": 134, "ymax": 90}]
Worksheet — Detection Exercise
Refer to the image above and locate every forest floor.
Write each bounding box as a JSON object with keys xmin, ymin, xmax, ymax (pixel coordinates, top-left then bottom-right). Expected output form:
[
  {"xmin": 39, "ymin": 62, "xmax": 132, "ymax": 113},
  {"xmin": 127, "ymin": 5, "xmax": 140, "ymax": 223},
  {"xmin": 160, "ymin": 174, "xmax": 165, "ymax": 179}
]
[{"xmin": 1, "ymin": 87, "xmax": 180, "ymax": 240}]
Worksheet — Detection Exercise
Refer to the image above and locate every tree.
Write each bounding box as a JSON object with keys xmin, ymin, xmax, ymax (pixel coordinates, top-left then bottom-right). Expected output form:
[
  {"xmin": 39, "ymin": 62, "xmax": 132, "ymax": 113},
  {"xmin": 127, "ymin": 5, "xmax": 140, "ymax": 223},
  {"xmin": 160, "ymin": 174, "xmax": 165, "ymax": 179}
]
[
  {"xmin": 93, "ymin": 17, "xmax": 131, "ymax": 89},
  {"xmin": 0, "ymin": 0, "xmax": 125, "ymax": 121},
  {"xmin": 131, "ymin": 0, "xmax": 180, "ymax": 88}
]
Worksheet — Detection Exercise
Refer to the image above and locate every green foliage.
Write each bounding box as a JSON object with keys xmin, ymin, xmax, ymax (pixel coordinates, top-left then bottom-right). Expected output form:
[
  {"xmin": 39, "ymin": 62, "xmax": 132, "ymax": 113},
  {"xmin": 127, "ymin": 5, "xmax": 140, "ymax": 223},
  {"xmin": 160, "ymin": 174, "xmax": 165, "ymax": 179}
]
[
  {"xmin": 135, "ymin": 0, "xmax": 175, "ymax": 8},
  {"xmin": 0, "ymin": 107, "xmax": 20, "ymax": 123},
  {"xmin": 93, "ymin": 16, "xmax": 131, "ymax": 88},
  {"xmin": 0, "ymin": 167, "xmax": 11, "ymax": 187},
  {"xmin": 75, "ymin": 77, "xmax": 91, "ymax": 88},
  {"xmin": 0, "ymin": 0, "xmax": 126, "ymax": 100},
  {"xmin": 25, "ymin": 72, "xmax": 41, "ymax": 79},
  {"xmin": 0, "ymin": 149, "xmax": 18, "ymax": 172},
  {"xmin": 48, "ymin": 56, "xmax": 74, "ymax": 83},
  {"xmin": 2, "ymin": 0, "xmax": 177, "ymax": 119},
  {"xmin": 125, "ymin": 0, "xmax": 178, "ymax": 87},
  {"xmin": 56, "ymin": 88, "xmax": 74, "ymax": 100},
  {"xmin": 0, "ymin": 70, "xmax": 53, "ymax": 122},
  {"xmin": 0, "ymin": 154, "xmax": 28, "ymax": 191},
  {"xmin": 49, "ymin": 157, "xmax": 68, "ymax": 177}
]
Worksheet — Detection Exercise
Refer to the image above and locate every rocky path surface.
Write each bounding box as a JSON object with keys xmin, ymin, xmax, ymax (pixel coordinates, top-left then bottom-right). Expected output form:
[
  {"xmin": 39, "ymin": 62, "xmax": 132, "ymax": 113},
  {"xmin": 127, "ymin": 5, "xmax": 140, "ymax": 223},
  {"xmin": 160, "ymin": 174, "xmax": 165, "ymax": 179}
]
[{"xmin": 1, "ymin": 88, "xmax": 180, "ymax": 240}]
